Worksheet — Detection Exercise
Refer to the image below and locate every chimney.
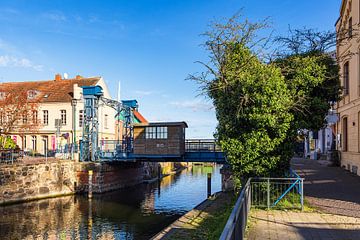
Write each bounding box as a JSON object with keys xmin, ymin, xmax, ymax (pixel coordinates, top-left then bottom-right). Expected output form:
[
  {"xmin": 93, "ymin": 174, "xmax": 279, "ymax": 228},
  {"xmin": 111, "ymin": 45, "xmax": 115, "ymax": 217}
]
[
  {"xmin": 55, "ymin": 74, "xmax": 62, "ymax": 81},
  {"xmin": 75, "ymin": 75, "xmax": 82, "ymax": 80}
]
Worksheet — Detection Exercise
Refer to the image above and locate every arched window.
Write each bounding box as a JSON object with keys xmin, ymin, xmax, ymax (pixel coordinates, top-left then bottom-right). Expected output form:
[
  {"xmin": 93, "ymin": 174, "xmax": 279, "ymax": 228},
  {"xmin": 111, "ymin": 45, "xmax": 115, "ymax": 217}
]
[
  {"xmin": 348, "ymin": 17, "xmax": 353, "ymax": 38},
  {"xmin": 342, "ymin": 117, "xmax": 348, "ymax": 152},
  {"xmin": 344, "ymin": 62, "xmax": 350, "ymax": 95},
  {"xmin": 358, "ymin": 112, "xmax": 360, "ymax": 152}
]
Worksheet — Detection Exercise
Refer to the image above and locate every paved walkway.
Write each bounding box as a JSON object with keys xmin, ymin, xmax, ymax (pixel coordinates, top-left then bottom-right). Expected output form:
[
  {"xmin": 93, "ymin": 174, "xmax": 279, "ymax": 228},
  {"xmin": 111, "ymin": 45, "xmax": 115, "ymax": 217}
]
[
  {"xmin": 247, "ymin": 158, "xmax": 360, "ymax": 239},
  {"xmin": 292, "ymin": 158, "xmax": 360, "ymax": 218},
  {"xmin": 247, "ymin": 209, "xmax": 360, "ymax": 240}
]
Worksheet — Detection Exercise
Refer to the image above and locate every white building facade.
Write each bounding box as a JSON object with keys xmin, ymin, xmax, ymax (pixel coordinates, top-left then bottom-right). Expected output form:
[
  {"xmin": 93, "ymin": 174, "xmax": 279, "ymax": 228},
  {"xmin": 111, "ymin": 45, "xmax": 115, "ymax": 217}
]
[{"xmin": 0, "ymin": 74, "xmax": 116, "ymax": 158}]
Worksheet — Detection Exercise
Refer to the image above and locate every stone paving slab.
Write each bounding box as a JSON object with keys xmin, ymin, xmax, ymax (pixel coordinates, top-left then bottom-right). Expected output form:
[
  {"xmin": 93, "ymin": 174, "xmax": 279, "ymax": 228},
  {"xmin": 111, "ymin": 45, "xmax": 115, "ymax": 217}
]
[
  {"xmin": 247, "ymin": 159, "xmax": 360, "ymax": 240},
  {"xmin": 247, "ymin": 209, "xmax": 360, "ymax": 240}
]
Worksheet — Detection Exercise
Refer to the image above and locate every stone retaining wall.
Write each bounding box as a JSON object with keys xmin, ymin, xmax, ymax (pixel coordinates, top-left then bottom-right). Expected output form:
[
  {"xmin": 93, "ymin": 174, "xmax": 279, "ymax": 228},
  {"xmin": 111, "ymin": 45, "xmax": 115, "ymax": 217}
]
[
  {"xmin": 0, "ymin": 160, "xmax": 191, "ymax": 204},
  {"xmin": 0, "ymin": 161, "xmax": 76, "ymax": 204}
]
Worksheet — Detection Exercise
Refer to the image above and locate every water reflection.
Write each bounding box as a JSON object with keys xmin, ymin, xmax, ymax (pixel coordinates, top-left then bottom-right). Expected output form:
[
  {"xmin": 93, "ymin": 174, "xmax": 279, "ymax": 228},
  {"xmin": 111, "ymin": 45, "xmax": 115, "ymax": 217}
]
[{"xmin": 0, "ymin": 164, "xmax": 222, "ymax": 240}]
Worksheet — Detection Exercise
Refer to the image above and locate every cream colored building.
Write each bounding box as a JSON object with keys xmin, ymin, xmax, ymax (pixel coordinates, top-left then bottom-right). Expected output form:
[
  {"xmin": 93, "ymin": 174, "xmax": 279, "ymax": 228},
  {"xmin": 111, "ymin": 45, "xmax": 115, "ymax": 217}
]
[
  {"xmin": 0, "ymin": 74, "xmax": 116, "ymax": 158},
  {"xmin": 336, "ymin": 0, "xmax": 360, "ymax": 175}
]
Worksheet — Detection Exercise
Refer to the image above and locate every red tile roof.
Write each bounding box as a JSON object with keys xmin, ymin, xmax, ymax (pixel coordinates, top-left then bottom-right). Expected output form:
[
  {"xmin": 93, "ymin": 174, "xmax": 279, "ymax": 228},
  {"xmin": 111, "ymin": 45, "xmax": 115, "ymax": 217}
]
[
  {"xmin": 0, "ymin": 76, "xmax": 100, "ymax": 103},
  {"xmin": 133, "ymin": 110, "xmax": 148, "ymax": 123}
]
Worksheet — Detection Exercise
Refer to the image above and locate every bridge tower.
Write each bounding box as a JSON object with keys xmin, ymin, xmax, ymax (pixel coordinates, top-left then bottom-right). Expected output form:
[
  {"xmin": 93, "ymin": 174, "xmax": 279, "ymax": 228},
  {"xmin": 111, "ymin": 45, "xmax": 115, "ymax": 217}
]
[
  {"xmin": 121, "ymin": 100, "xmax": 138, "ymax": 153},
  {"xmin": 81, "ymin": 86, "xmax": 103, "ymax": 161},
  {"xmin": 80, "ymin": 86, "xmax": 138, "ymax": 161}
]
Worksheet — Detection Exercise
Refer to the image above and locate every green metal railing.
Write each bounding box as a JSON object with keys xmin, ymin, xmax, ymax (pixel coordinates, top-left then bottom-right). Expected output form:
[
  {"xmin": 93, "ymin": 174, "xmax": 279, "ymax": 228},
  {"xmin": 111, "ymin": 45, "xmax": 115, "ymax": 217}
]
[
  {"xmin": 220, "ymin": 178, "xmax": 251, "ymax": 240},
  {"xmin": 220, "ymin": 174, "xmax": 304, "ymax": 240},
  {"xmin": 251, "ymin": 177, "xmax": 304, "ymax": 210}
]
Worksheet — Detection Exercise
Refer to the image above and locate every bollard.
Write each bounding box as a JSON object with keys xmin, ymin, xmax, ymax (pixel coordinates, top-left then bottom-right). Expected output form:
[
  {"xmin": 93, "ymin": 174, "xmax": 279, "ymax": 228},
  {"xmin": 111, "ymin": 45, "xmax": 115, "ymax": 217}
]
[
  {"xmin": 88, "ymin": 170, "xmax": 93, "ymax": 199},
  {"xmin": 301, "ymin": 178, "xmax": 304, "ymax": 211},
  {"xmin": 158, "ymin": 165, "xmax": 161, "ymax": 180},
  {"xmin": 207, "ymin": 173, "xmax": 212, "ymax": 198},
  {"xmin": 267, "ymin": 178, "xmax": 270, "ymax": 209}
]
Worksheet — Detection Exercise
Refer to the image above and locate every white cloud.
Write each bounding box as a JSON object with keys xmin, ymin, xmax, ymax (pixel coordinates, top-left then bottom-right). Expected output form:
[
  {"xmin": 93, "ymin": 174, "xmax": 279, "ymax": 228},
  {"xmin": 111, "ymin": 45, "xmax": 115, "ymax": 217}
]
[
  {"xmin": 170, "ymin": 99, "xmax": 213, "ymax": 112},
  {"xmin": 42, "ymin": 11, "xmax": 67, "ymax": 22},
  {"xmin": 0, "ymin": 8, "xmax": 19, "ymax": 15},
  {"xmin": 133, "ymin": 90, "xmax": 154, "ymax": 96},
  {"xmin": 0, "ymin": 55, "xmax": 43, "ymax": 71}
]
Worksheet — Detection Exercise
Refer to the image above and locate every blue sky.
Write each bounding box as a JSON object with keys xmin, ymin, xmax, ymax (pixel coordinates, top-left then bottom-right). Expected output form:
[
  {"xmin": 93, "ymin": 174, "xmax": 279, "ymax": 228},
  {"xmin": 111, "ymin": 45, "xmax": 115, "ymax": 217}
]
[{"xmin": 0, "ymin": 0, "xmax": 341, "ymax": 138}]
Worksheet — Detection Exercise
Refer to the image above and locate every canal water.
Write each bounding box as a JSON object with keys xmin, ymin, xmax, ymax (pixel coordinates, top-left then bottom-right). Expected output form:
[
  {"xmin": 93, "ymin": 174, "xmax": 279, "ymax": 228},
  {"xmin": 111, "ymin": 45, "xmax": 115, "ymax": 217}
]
[{"xmin": 0, "ymin": 164, "xmax": 222, "ymax": 240}]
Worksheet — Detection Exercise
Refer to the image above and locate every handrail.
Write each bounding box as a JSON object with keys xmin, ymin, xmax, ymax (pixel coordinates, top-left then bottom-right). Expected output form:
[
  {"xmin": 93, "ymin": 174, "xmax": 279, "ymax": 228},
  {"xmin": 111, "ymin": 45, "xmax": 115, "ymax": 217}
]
[
  {"xmin": 252, "ymin": 177, "xmax": 300, "ymax": 180},
  {"xmin": 220, "ymin": 178, "xmax": 251, "ymax": 240},
  {"xmin": 220, "ymin": 174, "xmax": 304, "ymax": 240}
]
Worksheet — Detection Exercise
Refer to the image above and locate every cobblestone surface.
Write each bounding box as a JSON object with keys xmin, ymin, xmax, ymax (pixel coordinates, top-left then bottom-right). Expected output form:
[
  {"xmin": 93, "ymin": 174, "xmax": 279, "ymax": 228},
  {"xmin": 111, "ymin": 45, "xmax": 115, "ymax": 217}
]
[
  {"xmin": 292, "ymin": 158, "xmax": 360, "ymax": 218},
  {"xmin": 247, "ymin": 209, "xmax": 360, "ymax": 240}
]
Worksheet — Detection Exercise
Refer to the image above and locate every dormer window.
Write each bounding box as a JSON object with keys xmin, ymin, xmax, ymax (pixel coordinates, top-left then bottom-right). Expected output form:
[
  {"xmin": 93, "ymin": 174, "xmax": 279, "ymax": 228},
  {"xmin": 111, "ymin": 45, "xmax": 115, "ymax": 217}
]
[
  {"xmin": 0, "ymin": 92, "xmax": 5, "ymax": 100},
  {"xmin": 27, "ymin": 90, "xmax": 39, "ymax": 99}
]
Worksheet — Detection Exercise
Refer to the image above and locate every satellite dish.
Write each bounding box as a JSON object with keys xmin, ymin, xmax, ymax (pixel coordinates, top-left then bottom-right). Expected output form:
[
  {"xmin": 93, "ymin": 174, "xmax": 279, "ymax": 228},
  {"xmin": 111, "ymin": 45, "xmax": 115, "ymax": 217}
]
[{"xmin": 63, "ymin": 73, "xmax": 68, "ymax": 79}]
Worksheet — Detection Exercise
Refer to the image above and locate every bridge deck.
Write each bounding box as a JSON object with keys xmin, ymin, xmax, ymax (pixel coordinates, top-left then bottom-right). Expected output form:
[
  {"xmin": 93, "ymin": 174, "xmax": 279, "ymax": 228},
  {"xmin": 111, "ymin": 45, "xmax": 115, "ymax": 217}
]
[
  {"xmin": 99, "ymin": 151, "xmax": 226, "ymax": 163},
  {"xmin": 96, "ymin": 139, "xmax": 226, "ymax": 163}
]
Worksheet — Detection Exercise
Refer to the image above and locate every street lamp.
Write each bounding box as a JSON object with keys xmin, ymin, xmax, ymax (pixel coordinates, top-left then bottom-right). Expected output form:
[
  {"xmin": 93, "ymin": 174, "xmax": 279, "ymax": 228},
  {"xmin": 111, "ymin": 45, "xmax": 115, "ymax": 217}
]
[{"xmin": 71, "ymin": 99, "xmax": 77, "ymax": 160}]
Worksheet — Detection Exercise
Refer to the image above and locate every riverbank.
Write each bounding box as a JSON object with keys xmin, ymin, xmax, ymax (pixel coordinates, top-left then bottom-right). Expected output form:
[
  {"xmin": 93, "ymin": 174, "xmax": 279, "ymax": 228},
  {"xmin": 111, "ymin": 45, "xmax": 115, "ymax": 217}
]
[
  {"xmin": 0, "ymin": 164, "xmax": 223, "ymax": 239},
  {"xmin": 0, "ymin": 159, "xmax": 191, "ymax": 205},
  {"xmin": 151, "ymin": 191, "xmax": 236, "ymax": 240}
]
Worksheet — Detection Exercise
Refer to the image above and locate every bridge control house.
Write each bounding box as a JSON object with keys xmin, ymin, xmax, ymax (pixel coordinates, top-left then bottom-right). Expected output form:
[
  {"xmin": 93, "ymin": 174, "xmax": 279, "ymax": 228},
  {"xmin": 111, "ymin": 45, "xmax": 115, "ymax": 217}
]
[{"xmin": 133, "ymin": 122, "xmax": 187, "ymax": 157}]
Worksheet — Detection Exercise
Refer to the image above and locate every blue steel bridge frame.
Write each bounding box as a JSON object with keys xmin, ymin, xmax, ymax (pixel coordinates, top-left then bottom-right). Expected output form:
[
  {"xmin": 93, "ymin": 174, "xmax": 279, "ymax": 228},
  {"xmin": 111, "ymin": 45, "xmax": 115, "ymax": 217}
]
[
  {"xmin": 98, "ymin": 139, "xmax": 226, "ymax": 163},
  {"xmin": 80, "ymin": 86, "xmax": 226, "ymax": 163}
]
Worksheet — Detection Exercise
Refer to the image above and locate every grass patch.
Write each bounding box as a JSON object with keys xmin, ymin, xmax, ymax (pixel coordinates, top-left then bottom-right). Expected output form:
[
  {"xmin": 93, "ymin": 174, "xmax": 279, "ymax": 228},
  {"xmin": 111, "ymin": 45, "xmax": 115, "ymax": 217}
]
[
  {"xmin": 252, "ymin": 193, "xmax": 316, "ymax": 212},
  {"xmin": 170, "ymin": 193, "xmax": 236, "ymax": 240}
]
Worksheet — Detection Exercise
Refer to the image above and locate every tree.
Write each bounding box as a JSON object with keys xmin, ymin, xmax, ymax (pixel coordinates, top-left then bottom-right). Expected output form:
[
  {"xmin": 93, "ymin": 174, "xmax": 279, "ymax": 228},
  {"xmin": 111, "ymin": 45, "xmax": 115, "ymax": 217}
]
[
  {"xmin": 0, "ymin": 87, "xmax": 41, "ymax": 149},
  {"xmin": 273, "ymin": 29, "xmax": 342, "ymax": 132},
  {"xmin": 189, "ymin": 15, "xmax": 294, "ymax": 180},
  {"xmin": 190, "ymin": 15, "xmax": 343, "ymax": 183}
]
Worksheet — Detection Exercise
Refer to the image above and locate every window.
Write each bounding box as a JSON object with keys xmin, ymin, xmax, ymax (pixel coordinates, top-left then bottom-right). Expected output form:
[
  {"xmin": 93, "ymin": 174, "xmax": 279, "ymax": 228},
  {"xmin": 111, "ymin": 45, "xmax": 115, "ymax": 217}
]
[
  {"xmin": 27, "ymin": 90, "xmax": 39, "ymax": 99},
  {"xmin": 104, "ymin": 114, "xmax": 108, "ymax": 129},
  {"xmin": 342, "ymin": 117, "xmax": 348, "ymax": 152},
  {"xmin": 344, "ymin": 62, "xmax": 350, "ymax": 95},
  {"xmin": 23, "ymin": 136, "xmax": 27, "ymax": 149},
  {"xmin": 157, "ymin": 127, "xmax": 168, "ymax": 139},
  {"xmin": 32, "ymin": 110, "xmax": 38, "ymax": 124},
  {"xmin": 60, "ymin": 110, "xmax": 66, "ymax": 125},
  {"xmin": 358, "ymin": 112, "xmax": 360, "ymax": 152},
  {"xmin": 32, "ymin": 135, "xmax": 37, "ymax": 151},
  {"xmin": 7, "ymin": 112, "xmax": 11, "ymax": 122},
  {"xmin": 79, "ymin": 110, "xmax": 84, "ymax": 127},
  {"xmin": 22, "ymin": 112, "xmax": 27, "ymax": 124},
  {"xmin": 145, "ymin": 127, "xmax": 156, "ymax": 139},
  {"xmin": 349, "ymin": 17, "xmax": 353, "ymax": 38},
  {"xmin": 43, "ymin": 110, "xmax": 48, "ymax": 125},
  {"xmin": 0, "ymin": 111, "xmax": 4, "ymax": 124},
  {"xmin": 359, "ymin": 49, "xmax": 360, "ymax": 96},
  {"xmin": 145, "ymin": 126, "xmax": 168, "ymax": 139},
  {"xmin": 0, "ymin": 92, "xmax": 5, "ymax": 100}
]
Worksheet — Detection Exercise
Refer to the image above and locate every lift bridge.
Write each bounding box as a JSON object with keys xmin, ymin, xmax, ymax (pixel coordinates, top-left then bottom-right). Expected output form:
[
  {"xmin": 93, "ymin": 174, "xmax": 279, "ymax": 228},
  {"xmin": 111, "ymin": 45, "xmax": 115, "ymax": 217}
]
[{"xmin": 80, "ymin": 86, "xmax": 226, "ymax": 163}]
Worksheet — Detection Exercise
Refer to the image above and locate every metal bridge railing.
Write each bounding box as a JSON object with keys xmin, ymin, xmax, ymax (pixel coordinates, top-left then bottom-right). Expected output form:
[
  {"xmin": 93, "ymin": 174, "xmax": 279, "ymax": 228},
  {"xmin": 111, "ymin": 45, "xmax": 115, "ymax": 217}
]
[
  {"xmin": 220, "ymin": 178, "xmax": 252, "ymax": 240},
  {"xmin": 220, "ymin": 174, "xmax": 304, "ymax": 240},
  {"xmin": 251, "ymin": 177, "xmax": 304, "ymax": 210},
  {"xmin": 185, "ymin": 139, "xmax": 222, "ymax": 152}
]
